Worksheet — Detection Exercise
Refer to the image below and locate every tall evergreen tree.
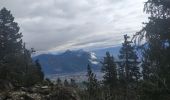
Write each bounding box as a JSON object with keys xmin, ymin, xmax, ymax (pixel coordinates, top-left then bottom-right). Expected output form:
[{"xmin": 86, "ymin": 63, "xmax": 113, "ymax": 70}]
[
  {"xmin": 86, "ymin": 64, "xmax": 99, "ymax": 100},
  {"xmin": 101, "ymin": 52, "xmax": 117, "ymax": 100},
  {"xmin": 34, "ymin": 59, "xmax": 44, "ymax": 82},
  {"xmin": 64, "ymin": 79, "xmax": 69, "ymax": 87},
  {"xmin": 57, "ymin": 78, "xmax": 62, "ymax": 86},
  {"xmin": 102, "ymin": 52, "xmax": 117, "ymax": 88},
  {"xmin": 0, "ymin": 8, "xmax": 44, "ymax": 88},
  {"xmin": 134, "ymin": 0, "xmax": 170, "ymax": 99},
  {"xmin": 70, "ymin": 78, "xmax": 77, "ymax": 88},
  {"xmin": 118, "ymin": 35, "xmax": 140, "ymax": 82},
  {"xmin": 0, "ymin": 7, "xmax": 24, "ymax": 87},
  {"xmin": 118, "ymin": 34, "xmax": 140, "ymax": 100},
  {"xmin": 0, "ymin": 8, "xmax": 23, "ymax": 62}
]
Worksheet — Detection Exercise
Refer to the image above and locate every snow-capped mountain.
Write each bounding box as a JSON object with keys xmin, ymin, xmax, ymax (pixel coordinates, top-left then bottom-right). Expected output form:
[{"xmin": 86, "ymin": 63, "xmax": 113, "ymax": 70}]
[{"xmin": 33, "ymin": 49, "xmax": 100, "ymax": 75}]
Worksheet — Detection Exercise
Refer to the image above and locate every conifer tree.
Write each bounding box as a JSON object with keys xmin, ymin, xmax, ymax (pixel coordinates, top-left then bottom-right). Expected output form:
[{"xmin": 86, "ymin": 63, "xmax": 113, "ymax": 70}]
[
  {"xmin": 86, "ymin": 64, "xmax": 99, "ymax": 100},
  {"xmin": 118, "ymin": 34, "xmax": 140, "ymax": 100},
  {"xmin": 135, "ymin": 0, "xmax": 170, "ymax": 99},
  {"xmin": 57, "ymin": 78, "xmax": 62, "ymax": 86},
  {"xmin": 34, "ymin": 59, "xmax": 44, "ymax": 82},
  {"xmin": 70, "ymin": 78, "xmax": 77, "ymax": 88},
  {"xmin": 0, "ymin": 8, "xmax": 44, "ymax": 88},
  {"xmin": 64, "ymin": 79, "xmax": 69, "ymax": 87},
  {"xmin": 101, "ymin": 52, "xmax": 117, "ymax": 100},
  {"xmin": 118, "ymin": 35, "xmax": 140, "ymax": 82},
  {"xmin": 0, "ymin": 8, "xmax": 23, "ymax": 62},
  {"xmin": 102, "ymin": 52, "xmax": 117, "ymax": 88},
  {"xmin": 0, "ymin": 8, "xmax": 23, "ymax": 87}
]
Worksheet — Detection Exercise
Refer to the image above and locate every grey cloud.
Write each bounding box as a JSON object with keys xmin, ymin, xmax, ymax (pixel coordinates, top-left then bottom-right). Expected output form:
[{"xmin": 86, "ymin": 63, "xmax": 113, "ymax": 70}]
[{"xmin": 1, "ymin": 0, "xmax": 147, "ymax": 53}]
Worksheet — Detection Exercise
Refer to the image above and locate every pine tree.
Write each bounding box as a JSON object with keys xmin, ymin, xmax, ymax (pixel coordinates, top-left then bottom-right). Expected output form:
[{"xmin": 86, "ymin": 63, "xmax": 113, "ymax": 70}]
[
  {"xmin": 57, "ymin": 78, "xmax": 62, "ymax": 86},
  {"xmin": 101, "ymin": 52, "xmax": 117, "ymax": 100},
  {"xmin": 34, "ymin": 59, "xmax": 44, "ymax": 82},
  {"xmin": 70, "ymin": 78, "xmax": 77, "ymax": 88},
  {"xmin": 0, "ymin": 8, "xmax": 44, "ymax": 88},
  {"xmin": 86, "ymin": 64, "xmax": 99, "ymax": 100},
  {"xmin": 118, "ymin": 35, "xmax": 140, "ymax": 82},
  {"xmin": 64, "ymin": 79, "xmax": 69, "ymax": 87},
  {"xmin": 118, "ymin": 34, "xmax": 140, "ymax": 100},
  {"xmin": 0, "ymin": 8, "xmax": 23, "ymax": 62},
  {"xmin": 0, "ymin": 8, "xmax": 23, "ymax": 87},
  {"xmin": 135, "ymin": 0, "xmax": 170, "ymax": 99}
]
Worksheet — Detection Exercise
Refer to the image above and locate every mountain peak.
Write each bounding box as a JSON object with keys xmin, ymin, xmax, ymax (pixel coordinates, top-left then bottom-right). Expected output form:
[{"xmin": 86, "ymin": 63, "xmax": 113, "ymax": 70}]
[
  {"xmin": 64, "ymin": 49, "xmax": 72, "ymax": 53},
  {"xmin": 33, "ymin": 49, "xmax": 100, "ymax": 75}
]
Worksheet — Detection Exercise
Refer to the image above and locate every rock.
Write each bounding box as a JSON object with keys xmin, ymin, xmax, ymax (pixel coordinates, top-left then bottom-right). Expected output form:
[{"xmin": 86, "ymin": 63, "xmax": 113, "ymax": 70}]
[
  {"xmin": 0, "ymin": 80, "xmax": 14, "ymax": 90},
  {"xmin": 41, "ymin": 86, "xmax": 48, "ymax": 89},
  {"xmin": 46, "ymin": 87, "xmax": 80, "ymax": 100},
  {"xmin": 0, "ymin": 85, "xmax": 80, "ymax": 100}
]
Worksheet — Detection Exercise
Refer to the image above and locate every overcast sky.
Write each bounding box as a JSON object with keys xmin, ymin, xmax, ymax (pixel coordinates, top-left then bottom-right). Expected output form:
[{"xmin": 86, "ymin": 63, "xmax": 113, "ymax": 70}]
[{"xmin": 0, "ymin": 0, "xmax": 147, "ymax": 53}]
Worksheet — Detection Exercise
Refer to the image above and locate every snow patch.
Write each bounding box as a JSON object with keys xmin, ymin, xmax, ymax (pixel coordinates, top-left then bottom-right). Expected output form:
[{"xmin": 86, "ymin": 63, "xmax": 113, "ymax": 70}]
[
  {"xmin": 89, "ymin": 60, "xmax": 99, "ymax": 65},
  {"xmin": 90, "ymin": 52, "xmax": 97, "ymax": 59},
  {"xmin": 89, "ymin": 52, "xmax": 98, "ymax": 65}
]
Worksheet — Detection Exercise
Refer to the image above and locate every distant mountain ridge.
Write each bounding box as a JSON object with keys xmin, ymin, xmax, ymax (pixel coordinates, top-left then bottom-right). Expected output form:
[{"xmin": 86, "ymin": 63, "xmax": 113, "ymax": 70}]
[
  {"xmin": 33, "ymin": 49, "xmax": 100, "ymax": 75},
  {"xmin": 33, "ymin": 46, "xmax": 121, "ymax": 75}
]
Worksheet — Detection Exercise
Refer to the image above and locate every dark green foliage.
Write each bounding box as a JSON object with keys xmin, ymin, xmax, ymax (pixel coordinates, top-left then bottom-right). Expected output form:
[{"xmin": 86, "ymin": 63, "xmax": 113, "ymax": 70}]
[
  {"xmin": 0, "ymin": 8, "xmax": 23, "ymax": 61},
  {"xmin": 134, "ymin": 0, "xmax": 170, "ymax": 99},
  {"xmin": 34, "ymin": 59, "xmax": 44, "ymax": 83},
  {"xmin": 144, "ymin": 0, "xmax": 170, "ymax": 18},
  {"xmin": 118, "ymin": 34, "xmax": 140, "ymax": 100},
  {"xmin": 118, "ymin": 35, "xmax": 140, "ymax": 83},
  {"xmin": 44, "ymin": 78, "xmax": 53, "ymax": 86},
  {"xmin": 101, "ymin": 52, "xmax": 118, "ymax": 100},
  {"xmin": 56, "ymin": 78, "xmax": 62, "ymax": 86},
  {"xmin": 101, "ymin": 52, "xmax": 117, "ymax": 89},
  {"xmin": 0, "ymin": 8, "xmax": 44, "ymax": 89},
  {"xmin": 64, "ymin": 79, "xmax": 69, "ymax": 87},
  {"xmin": 0, "ymin": 8, "xmax": 23, "ymax": 86},
  {"xmin": 1, "ymin": 0, "xmax": 170, "ymax": 99},
  {"xmin": 70, "ymin": 79, "xmax": 78, "ymax": 88},
  {"xmin": 85, "ymin": 64, "xmax": 100, "ymax": 100}
]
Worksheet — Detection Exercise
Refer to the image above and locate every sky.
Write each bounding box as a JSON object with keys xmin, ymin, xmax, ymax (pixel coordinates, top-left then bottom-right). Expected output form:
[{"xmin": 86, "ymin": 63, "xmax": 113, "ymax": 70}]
[{"xmin": 0, "ymin": 0, "xmax": 148, "ymax": 53}]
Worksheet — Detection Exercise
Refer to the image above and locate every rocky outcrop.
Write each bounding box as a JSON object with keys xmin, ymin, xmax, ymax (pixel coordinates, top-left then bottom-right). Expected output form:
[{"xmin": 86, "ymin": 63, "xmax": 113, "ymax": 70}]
[{"xmin": 0, "ymin": 85, "xmax": 80, "ymax": 100}]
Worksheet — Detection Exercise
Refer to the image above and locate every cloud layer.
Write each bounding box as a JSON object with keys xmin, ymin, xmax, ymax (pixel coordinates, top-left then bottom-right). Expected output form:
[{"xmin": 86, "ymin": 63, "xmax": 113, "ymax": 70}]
[{"xmin": 0, "ymin": 0, "xmax": 147, "ymax": 53}]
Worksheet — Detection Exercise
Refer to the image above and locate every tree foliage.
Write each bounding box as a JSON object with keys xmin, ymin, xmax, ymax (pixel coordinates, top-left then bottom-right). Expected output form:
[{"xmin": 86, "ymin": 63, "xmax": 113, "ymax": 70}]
[
  {"xmin": 134, "ymin": 0, "xmax": 170, "ymax": 99},
  {"xmin": 0, "ymin": 8, "xmax": 44, "ymax": 89},
  {"xmin": 118, "ymin": 34, "xmax": 140, "ymax": 100},
  {"xmin": 85, "ymin": 64, "xmax": 99, "ymax": 100},
  {"xmin": 101, "ymin": 52, "xmax": 118, "ymax": 100}
]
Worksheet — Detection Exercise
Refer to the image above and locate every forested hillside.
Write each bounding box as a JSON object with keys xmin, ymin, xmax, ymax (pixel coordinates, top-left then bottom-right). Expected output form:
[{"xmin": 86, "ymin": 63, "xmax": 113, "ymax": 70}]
[{"xmin": 0, "ymin": 0, "xmax": 170, "ymax": 100}]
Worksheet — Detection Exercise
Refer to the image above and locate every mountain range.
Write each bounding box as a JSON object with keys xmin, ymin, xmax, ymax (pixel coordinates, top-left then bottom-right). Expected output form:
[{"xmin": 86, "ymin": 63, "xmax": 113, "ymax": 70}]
[{"xmin": 33, "ymin": 46, "xmax": 121, "ymax": 75}]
